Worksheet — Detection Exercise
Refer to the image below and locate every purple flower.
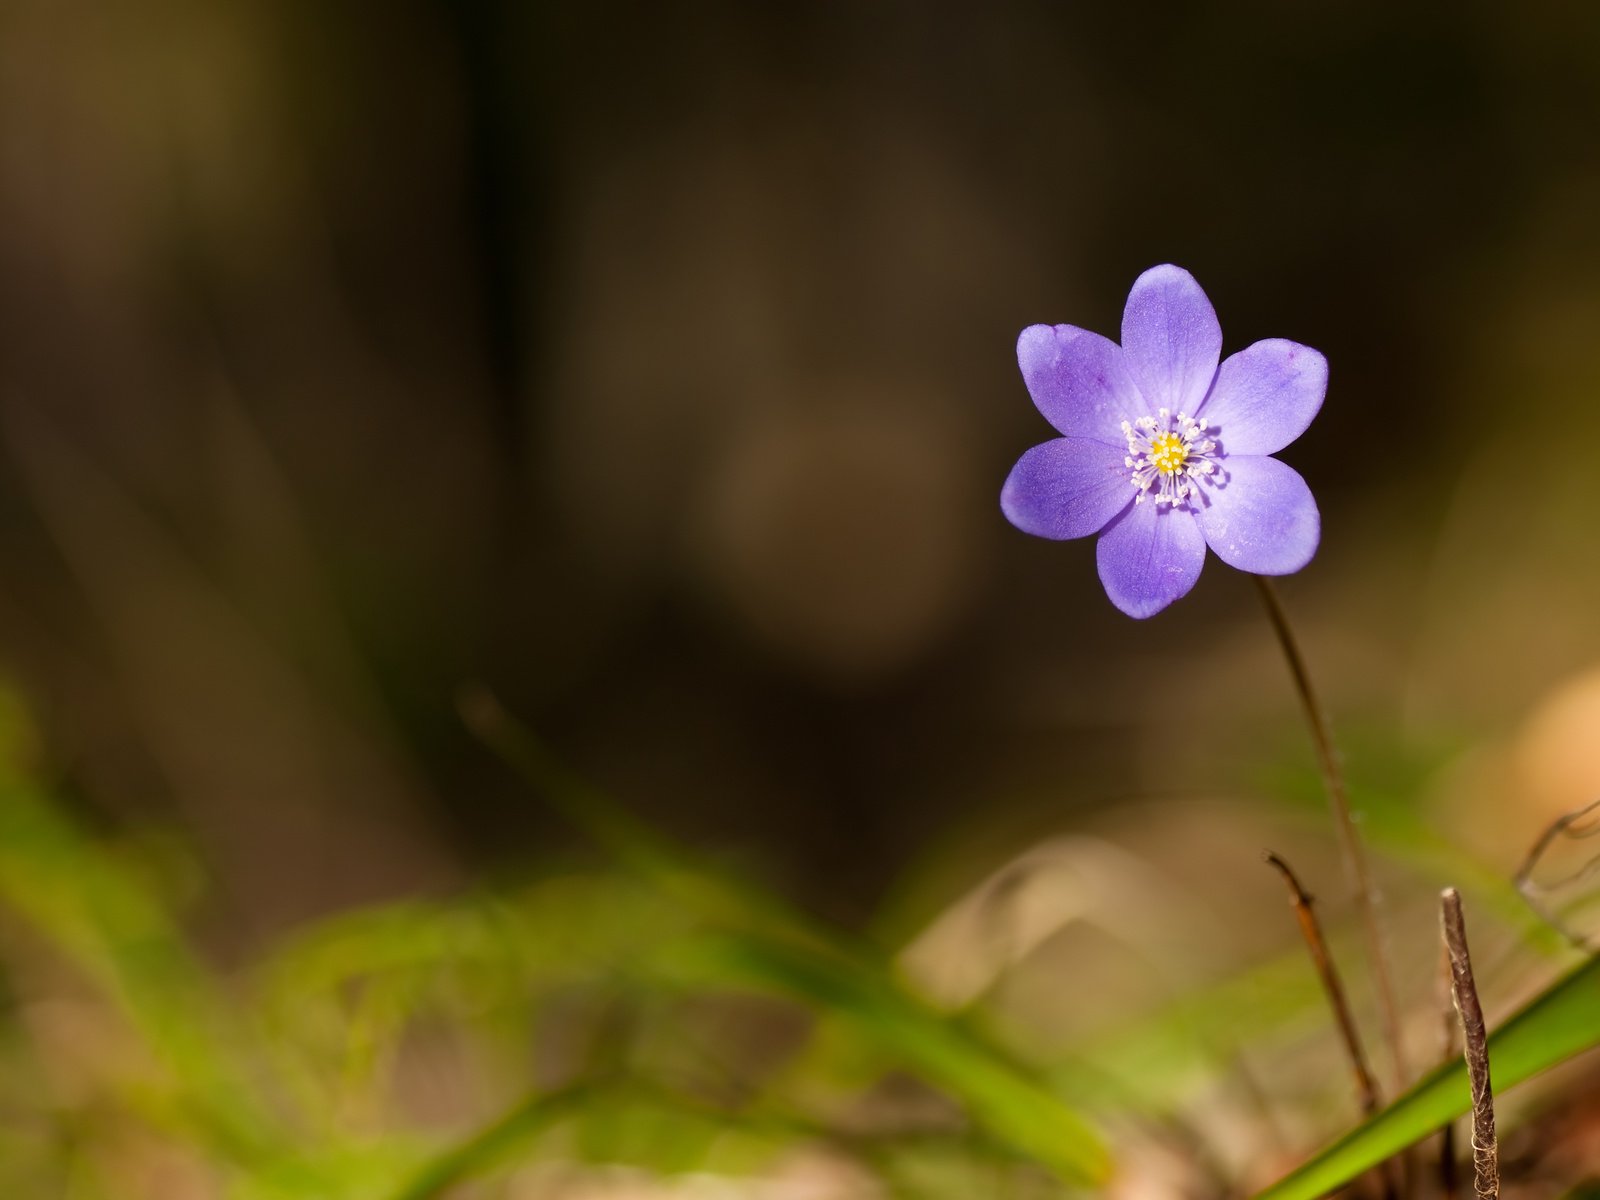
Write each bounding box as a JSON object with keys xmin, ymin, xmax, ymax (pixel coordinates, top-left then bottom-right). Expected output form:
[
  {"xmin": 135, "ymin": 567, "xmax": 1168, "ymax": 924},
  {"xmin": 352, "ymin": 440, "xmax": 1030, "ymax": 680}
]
[{"xmin": 1001, "ymin": 265, "xmax": 1325, "ymax": 618}]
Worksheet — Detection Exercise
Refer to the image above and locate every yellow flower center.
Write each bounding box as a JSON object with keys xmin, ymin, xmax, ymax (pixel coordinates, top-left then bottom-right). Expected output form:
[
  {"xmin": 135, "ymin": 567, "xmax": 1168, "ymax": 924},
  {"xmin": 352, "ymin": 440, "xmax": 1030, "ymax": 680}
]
[{"xmin": 1148, "ymin": 431, "xmax": 1189, "ymax": 476}]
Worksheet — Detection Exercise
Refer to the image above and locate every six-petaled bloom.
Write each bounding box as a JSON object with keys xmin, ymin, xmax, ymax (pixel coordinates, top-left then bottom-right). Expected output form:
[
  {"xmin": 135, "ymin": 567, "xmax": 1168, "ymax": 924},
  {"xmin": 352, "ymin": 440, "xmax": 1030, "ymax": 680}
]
[{"xmin": 1001, "ymin": 265, "xmax": 1326, "ymax": 618}]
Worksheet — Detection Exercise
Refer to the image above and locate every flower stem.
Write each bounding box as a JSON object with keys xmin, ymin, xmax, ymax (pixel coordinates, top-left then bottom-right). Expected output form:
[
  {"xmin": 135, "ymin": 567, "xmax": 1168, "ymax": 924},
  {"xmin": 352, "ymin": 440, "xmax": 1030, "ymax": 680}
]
[{"xmin": 1252, "ymin": 574, "xmax": 1408, "ymax": 1091}]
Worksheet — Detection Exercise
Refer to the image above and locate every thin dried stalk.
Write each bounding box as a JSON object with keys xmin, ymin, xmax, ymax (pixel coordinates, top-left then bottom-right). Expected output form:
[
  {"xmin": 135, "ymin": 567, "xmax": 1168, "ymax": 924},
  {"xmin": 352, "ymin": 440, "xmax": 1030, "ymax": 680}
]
[
  {"xmin": 1263, "ymin": 852, "xmax": 1382, "ymax": 1116},
  {"xmin": 1264, "ymin": 853, "xmax": 1397, "ymax": 1200},
  {"xmin": 1253, "ymin": 576, "xmax": 1409, "ymax": 1092},
  {"xmin": 1440, "ymin": 888, "xmax": 1497, "ymax": 1200},
  {"xmin": 1514, "ymin": 796, "xmax": 1600, "ymax": 951}
]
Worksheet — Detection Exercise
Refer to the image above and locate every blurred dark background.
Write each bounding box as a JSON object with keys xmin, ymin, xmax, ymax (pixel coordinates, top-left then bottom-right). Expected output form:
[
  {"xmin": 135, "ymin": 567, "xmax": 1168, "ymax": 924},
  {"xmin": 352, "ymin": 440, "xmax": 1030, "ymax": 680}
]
[{"xmin": 3, "ymin": 1, "xmax": 1600, "ymax": 944}]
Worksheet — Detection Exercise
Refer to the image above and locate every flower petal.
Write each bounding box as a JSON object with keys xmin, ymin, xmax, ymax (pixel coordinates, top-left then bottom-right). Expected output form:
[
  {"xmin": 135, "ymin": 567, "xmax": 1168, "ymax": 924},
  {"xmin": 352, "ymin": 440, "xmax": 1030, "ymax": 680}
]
[
  {"xmin": 1197, "ymin": 339, "xmax": 1327, "ymax": 455},
  {"xmin": 1017, "ymin": 324, "xmax": 1144, "ymax": 443},
  {"xmin": 1192, "ymin": 455, "xmax": 1320, "ymax": 575},
  {"xmin": 1119, "ymin": 265, "xmax": 1222, "ymax": 414},
  {"xmin": 1094, "ymin": 500, "xmax": 1206, "ymax": 618},
  {"xmin": 1001, "ymin": 438, "xmax": 1135, "ymax": 541}
]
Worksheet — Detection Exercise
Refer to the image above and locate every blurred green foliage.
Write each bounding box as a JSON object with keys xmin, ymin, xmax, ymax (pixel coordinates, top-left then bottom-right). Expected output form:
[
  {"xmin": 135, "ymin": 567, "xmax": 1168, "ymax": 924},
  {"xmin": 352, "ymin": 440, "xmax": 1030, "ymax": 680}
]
[
  {"xmin": 0, "ymin": 685, "xmax": 1114, "ymax": 1197},
  {"xmin": 0, "ymin": 683, "xmax": 1596, "ymax": 1198}
]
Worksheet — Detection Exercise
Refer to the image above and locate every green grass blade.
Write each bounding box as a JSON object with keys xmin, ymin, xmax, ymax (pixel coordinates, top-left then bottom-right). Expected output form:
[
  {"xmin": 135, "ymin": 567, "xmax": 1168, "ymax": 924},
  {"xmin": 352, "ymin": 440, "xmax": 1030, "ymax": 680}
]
[
  {"xmin": 391, "ymin": 1083, "xmax": 593, "ymax": 1200},
  {"xmin": 677, "ymin": 932, "xmax": 1112, "ymax": 1186},
  {"xmin": 458, "ymin": 688, "xmax": 821, "ymax": 937},
  {"xmin": 1253, "ymin": 954, "xmax": 1600, "ymax": 1200}
]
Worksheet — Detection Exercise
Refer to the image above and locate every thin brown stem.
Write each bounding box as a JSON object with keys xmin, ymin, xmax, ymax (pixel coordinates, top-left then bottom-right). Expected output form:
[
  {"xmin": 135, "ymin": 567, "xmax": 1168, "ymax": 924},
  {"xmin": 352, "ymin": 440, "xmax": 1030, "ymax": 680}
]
[
  {"xmin": 1513, "ymin": 796, "xmax": 1600, "ymax": 951},
  {"xmin": 1440, "ymin": 888, "xmax": 1497, "ymax": 1200},
  {"xmin": 1253, "ymin": 575, "xmax": 1408, "ymax": 1092},
  {"xmin": 1265, "ymin": 853, "xmax": 1401, "ymax": 1200},
  {"xmin": 1263, "ymin": 852, "xmax": 1382, "ymax": 1116}
]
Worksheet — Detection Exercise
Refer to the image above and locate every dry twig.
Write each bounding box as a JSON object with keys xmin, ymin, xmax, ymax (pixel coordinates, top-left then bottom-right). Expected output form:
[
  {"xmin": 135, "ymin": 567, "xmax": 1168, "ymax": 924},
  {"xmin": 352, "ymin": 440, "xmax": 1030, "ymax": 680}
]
[
  {"xmin": 1440, "ymin": 888, "xmax": 1497, "ymax": 1200},
  {"xmin": 1264, "ymin": 853, "xmax": 1397, "ymax": 1200},
  {"xmin": 1514, "ymin": 796, "xmax": 1600, "ymax": 951},
  {"xmin": 1263, "ymin": 852, "xmax": 1382, "ymax": 1116}
]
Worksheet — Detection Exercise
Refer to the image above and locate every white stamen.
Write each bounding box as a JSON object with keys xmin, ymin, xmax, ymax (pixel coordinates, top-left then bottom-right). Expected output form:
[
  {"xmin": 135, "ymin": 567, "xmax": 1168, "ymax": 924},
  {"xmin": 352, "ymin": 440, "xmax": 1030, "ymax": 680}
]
[{"xmin": 1120, "ymin": 408, "xmax": 1224, "ymax": 510}]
